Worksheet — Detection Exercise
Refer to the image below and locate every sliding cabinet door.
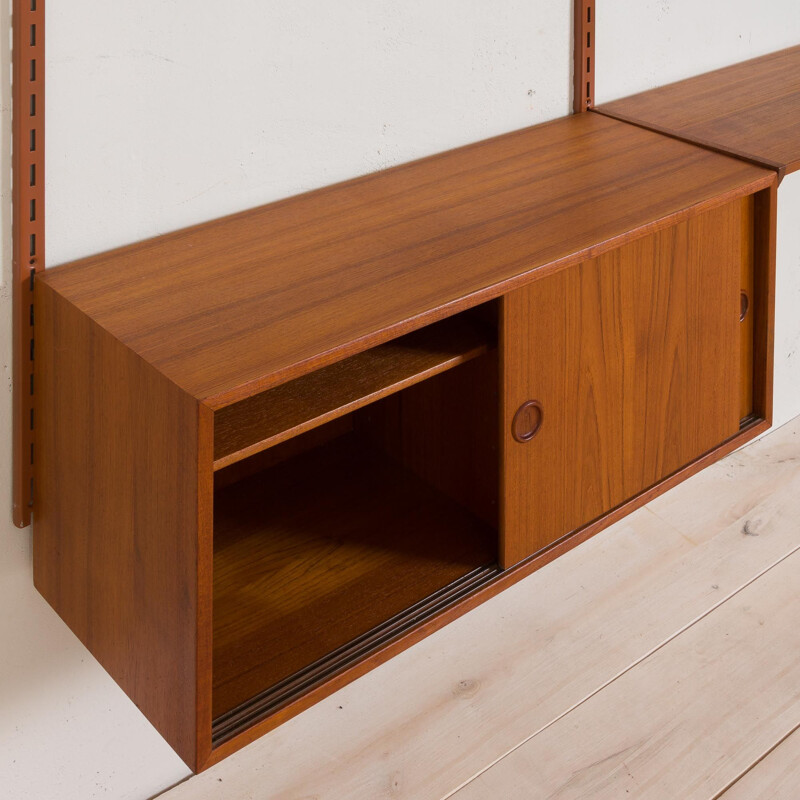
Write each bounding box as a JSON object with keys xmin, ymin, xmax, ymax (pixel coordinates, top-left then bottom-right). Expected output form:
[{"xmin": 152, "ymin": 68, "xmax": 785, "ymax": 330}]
[{"xmin": 501, "ymin": 199, "xmax": 751, "ymax": 568}]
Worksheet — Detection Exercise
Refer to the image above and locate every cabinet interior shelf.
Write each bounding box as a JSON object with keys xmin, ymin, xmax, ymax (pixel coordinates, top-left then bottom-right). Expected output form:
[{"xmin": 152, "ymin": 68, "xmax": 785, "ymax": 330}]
[{"xmin": 213, "ymin": 313, "xmax": 493, "ymax": 469}]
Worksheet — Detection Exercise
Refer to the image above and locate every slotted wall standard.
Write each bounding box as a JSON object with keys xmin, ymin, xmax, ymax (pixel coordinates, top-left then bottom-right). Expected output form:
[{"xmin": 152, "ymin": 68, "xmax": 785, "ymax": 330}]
[
  {"xmin": 573, "ymin": 0, "xmax": 595, "ymax": 112},
  {"xmin": 12, "ymin": 0, "xmax": 45, "ymax": 528}
]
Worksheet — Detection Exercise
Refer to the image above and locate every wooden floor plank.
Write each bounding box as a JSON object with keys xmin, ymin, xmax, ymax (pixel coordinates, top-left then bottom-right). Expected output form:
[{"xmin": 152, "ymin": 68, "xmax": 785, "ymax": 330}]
[
  {"xmin": 159, "ymin": 418, "xmax": 800, "ymax": 800},
  {"xmin": 646, "ymin": 421, "xmax": 800, "ymax": 542},
  {"xmin": 719, "ymin": 725, "xmax": 800, "ymax": 800},
  {"xmin": 452, "ymin": 549, "xmax": 800, "ymax": 800}
]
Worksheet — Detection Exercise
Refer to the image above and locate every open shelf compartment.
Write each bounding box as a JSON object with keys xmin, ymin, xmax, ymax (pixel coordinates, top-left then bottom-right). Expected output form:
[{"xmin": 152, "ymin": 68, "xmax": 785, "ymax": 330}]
[{"xmin": 210, "ymin": 310, "xmax": 500, "ymax": 744}]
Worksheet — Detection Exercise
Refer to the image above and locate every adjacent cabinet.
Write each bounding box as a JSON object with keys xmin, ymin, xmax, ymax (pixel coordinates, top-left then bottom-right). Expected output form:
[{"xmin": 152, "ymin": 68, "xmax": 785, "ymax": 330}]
[{"xmin": 33, "ymin": 108, "xmax": 777, "ymax": 770}]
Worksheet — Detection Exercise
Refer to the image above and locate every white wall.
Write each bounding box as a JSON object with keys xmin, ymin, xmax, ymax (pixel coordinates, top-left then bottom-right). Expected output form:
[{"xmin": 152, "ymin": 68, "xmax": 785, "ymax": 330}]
[
  {"xmin": 0, "ymin": 3, "xmax": 797, "ymax": 798},
  {"xmin": 46, "ymin": 0, "xmax": 572, "ymax": 265},
  {"xmin": 596, "ymin": 0, "xmax": 800, "ymax": 103}
]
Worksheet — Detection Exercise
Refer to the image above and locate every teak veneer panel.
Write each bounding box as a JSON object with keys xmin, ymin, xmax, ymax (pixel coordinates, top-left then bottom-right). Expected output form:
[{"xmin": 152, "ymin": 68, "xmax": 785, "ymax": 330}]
[
  {"xmin": 213, "ymin": 314, "xmax": 491, "ymax": 469},
  {"xmin": 501, "ymin": 199, "xmax": 746, "ymax": 566},
  {"xmin": 212, "ymin": 434, "xmax": 495, "ymax": 719},
  {"xmin": 597, "ymin": 46, "xmax": 800, "ymax": 178},
  {"xmin": 39, "ymin": 113, "xmax": 772, "ymax": 407},
  {"xmin": 32, "ymin": 281, "xmax": 212, "ymax": 769}
]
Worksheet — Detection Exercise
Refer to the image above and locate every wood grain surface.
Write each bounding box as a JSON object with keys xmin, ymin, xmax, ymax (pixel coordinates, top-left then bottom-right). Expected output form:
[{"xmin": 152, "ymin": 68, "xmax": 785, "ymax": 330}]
[
  {"xmin": 38, "ymin": 113, "xmax": 771, "ymax": 407},
  {"xmin": 212, "ymin": 433, "xmax": 496, "ymax": 719},
  {"xmin": 500, "ymin": 200, "xmax": 745, "ymax": 566},
  {"xmin": 213, "ymin": 313, "xmax": 491, "ymax": 469},
  {"xmin": 32, "ymin": 282, "xmax": 209, "ymax": 770},
  {"xmin": 597, "ymin": 46, "xmax": 800, "ymax": 178}
]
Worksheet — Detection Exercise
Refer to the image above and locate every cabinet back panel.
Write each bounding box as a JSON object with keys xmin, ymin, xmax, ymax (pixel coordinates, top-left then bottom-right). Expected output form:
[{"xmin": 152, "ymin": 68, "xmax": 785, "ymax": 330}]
[
  {"xmin": 355, "ymin": 352, "xmax": 500, "ymax": 531},
  {"xmin": 501, "ymin": 199, "xmax": 746, "ymax": 566}
]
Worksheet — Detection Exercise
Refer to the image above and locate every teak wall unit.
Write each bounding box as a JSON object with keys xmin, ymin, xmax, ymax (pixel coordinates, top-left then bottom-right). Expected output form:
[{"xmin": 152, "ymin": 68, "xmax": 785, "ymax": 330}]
[{"xmin": 32, "ymin": 109, "xmax": 778, "ymax": 770}]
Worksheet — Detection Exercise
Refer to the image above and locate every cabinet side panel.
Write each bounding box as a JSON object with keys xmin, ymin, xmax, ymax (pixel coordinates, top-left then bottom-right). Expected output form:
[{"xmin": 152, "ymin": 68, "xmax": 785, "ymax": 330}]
[
  {"xmin": 752, "ymin": 182, "xmax": 778, "ymax": 424},
  {"xmin": 740, "ymin": 194, "xmax": 756, "ymax": 420},
  {"xmin": 33, "ymin": 281, "xmax": 201, "ymax": 769},
  {"xmin": 501, "ymin": 200, "xmax": 743, "ymax": 567}
]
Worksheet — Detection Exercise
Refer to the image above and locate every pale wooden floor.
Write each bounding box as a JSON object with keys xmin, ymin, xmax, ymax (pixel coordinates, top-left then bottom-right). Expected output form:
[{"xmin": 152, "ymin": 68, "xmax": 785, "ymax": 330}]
[{"xmin": 160, "ymin": 416, "xmax": 800, "ymax": 800}]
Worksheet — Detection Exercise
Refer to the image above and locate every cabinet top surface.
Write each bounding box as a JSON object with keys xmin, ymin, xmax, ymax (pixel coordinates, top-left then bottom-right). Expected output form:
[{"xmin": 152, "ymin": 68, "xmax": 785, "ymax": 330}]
[
  {"xmin": 41, "ymin": 112, "xmax": 772, "ymax": 407},
  {"xmin": 598, "ymin": 45, "xmax": 800, "ymax": 176}
]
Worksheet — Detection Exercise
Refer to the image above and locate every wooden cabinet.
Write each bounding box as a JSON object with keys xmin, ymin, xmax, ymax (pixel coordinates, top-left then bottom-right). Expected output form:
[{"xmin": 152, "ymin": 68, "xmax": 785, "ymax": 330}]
[
  {"xmin": 501, "ymin": 199, "xmax": 750, "ymax": 566},
  {"xmin": 32, "ymin": 112, "xmax": 777, "ymax": 770}
]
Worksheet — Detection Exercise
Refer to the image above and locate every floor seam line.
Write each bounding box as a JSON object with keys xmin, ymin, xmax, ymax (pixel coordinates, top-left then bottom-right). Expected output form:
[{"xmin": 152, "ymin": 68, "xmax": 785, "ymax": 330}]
[
  {"xmin": 710, "ymin": 719, "xmax": 800, "ymax": 800},
  {"xmin": 441, "ymin": 541, "xmax": 800, "ymax": 800}
]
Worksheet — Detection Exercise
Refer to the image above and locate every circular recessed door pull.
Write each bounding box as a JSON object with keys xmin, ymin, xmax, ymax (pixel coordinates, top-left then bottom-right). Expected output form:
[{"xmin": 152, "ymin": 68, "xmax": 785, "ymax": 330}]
[
  {"xmin": 512, "ymin": 400, "xmax": 543, "ymax": 443},
  {"xmin": 740, "ymin": 291, "xmax": 750, "ymax": 322}
]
